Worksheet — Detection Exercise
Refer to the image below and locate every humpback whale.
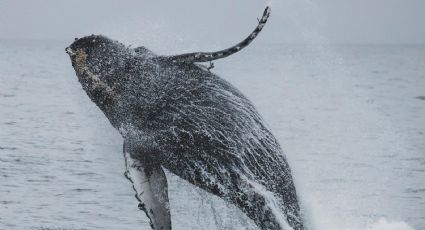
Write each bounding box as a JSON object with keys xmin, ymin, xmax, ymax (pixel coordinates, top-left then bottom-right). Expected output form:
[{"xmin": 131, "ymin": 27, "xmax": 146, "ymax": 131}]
[{"xmin": 66, "ymin": 6, "xmax": 304, "ymax": 230}]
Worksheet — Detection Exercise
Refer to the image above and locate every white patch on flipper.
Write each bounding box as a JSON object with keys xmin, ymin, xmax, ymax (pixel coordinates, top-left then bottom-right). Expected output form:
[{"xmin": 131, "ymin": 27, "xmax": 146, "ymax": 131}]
[{"xmin": 124, "ymin": 150, "xmax": 171, "ymax": 230}]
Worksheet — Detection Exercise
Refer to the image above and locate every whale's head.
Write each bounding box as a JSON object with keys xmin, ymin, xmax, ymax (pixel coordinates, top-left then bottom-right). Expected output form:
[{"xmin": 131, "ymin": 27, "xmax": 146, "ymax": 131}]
[
  {"xmin": 66, "ymin": 35, "xmax": 130, "ymax": 80},
  {"xmin": 66, "ymin": 35, "xmax": 135, "ymax": 122}
]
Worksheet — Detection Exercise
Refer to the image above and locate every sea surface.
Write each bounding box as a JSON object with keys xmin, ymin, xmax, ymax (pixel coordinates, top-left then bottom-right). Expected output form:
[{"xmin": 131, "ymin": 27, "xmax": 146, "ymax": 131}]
[{"xmin": 0, "ymin": 41, "xmax": 424, "ymax": 230}]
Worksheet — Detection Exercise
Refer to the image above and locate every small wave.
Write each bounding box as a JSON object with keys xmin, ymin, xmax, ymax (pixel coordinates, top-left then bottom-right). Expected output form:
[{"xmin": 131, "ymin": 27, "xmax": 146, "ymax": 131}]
[{"xmin": 0, "ymin": 146, "xmax": 18, "ymax": 150}]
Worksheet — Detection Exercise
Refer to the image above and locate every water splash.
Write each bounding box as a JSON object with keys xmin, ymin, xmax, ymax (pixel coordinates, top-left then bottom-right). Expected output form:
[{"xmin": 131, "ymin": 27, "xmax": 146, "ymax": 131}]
[{"xmin": 362, "ymin": 219, "xmax": 415, "ymax": 230}]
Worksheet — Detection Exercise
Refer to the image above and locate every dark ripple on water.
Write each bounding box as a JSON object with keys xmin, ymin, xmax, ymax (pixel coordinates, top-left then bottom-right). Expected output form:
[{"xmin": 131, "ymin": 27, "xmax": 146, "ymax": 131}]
[
  {"xmin": 0, "ymin": 146, "xmax": 18, "ymax": 151},
  {"xmin": 72, "ymin": 188, "xmax": 98, "ymax": 193},
  {"xmin": 0, "ymin": 93, "xmax": 16, "ymax": 98},
  {"xmin": 405, "ymin": 188, "xmax": 425, "ymax": 194}
]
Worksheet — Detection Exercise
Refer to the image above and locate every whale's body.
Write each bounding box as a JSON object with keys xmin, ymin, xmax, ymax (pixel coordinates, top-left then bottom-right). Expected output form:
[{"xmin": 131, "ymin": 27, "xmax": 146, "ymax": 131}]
[{"xmin": 66, "ymin": 7, "xmax": 304, "ymax": 230}]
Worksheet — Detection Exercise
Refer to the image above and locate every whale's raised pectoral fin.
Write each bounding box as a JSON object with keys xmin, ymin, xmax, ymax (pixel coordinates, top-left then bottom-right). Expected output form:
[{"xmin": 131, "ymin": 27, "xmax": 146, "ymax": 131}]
[
  {"xmin": 123, "ymin": 144, "xmax": 171, "ymax": 230},
  {"xmin": 160, "ymin": 6, "xmax": 271, "ymax": 63}
]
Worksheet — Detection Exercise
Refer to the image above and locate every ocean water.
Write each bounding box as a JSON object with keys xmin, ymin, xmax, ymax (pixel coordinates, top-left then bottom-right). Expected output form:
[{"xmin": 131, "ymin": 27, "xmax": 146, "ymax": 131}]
[{"xmin": 0, "ymin": 41, "xmax": 424, "ymax": 230}]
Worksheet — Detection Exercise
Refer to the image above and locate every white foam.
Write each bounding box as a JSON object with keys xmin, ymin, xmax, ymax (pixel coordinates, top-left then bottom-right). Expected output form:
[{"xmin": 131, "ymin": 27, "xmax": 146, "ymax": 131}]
[
  {"xmin": 309, "ymin": 215, "xmax": 415, "ymax": 230},
  {"xmin": 298, "ymin": 191, "xmax": 416, "ymax": 230},
  {"xmin": 360, "ymin": 218, "xmax": 414, "ymax": 230}
]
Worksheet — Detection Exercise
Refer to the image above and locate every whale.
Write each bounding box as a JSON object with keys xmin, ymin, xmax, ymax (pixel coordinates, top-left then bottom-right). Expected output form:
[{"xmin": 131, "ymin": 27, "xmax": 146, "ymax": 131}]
[{"xmin": 66, "ymin": 6, "xmax": 304, "ymax": 230}]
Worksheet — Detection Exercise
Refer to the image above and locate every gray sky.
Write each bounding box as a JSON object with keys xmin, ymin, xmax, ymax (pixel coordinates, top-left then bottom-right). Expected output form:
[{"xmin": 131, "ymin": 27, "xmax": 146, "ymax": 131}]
[{"xmin": 0, "ymin": 0, "xmax": 424, "ymax": 47}]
